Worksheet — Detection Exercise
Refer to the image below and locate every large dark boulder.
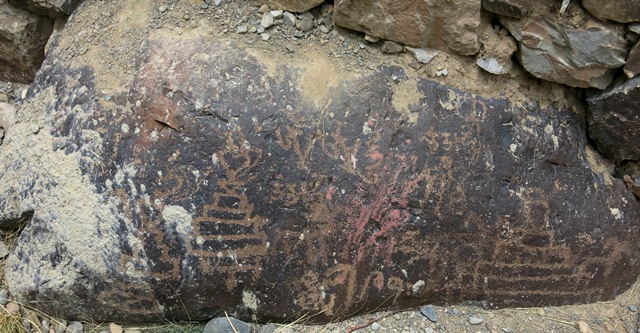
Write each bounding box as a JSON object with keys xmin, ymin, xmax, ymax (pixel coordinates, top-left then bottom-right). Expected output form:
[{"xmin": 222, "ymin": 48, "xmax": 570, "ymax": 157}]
[{"xmin": 2, "ymin": 1, "xmax": 640, "ymax": 324}]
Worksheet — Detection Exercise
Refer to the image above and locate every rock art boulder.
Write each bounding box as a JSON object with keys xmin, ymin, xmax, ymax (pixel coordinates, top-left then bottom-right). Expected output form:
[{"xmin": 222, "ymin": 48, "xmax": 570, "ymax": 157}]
[
  {"xmin": 0, "ymin": 0, "xmax": 53, "ymax": 83},
  {"xmin": 333, "ymin": 0, "xmax": 481, "ymax": 56},
  {"xmin": 501, "ymin": 3, "xmax": 628, "ymax": 89},
  {"xmin": 8, "ymin": 0, "xmax": 82, "ymax": 18},
  {"xmin": 2, "ymin": 0, "xmax": 640, "ymax": 325},
  {"xmin": 581, "ymin": 0, "xmax": 640, "ymax": 24},
  {"xmin": 587, "ymin": 76, "xmax": 640, "ymax": 161}
]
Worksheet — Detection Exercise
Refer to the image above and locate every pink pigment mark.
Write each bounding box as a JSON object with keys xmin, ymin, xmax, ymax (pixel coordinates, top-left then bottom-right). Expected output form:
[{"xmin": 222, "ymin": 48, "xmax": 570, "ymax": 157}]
[
  {"xmin": 345, "ymin": 163, "xmax": 425, "ymax": 265},
  {"xmin": 370, "ymin": 150, "xmax": 383, "ymax": 160},
  {"xmin": 326, "ymin": 186, "xmax": 336, "ymax": 200}
]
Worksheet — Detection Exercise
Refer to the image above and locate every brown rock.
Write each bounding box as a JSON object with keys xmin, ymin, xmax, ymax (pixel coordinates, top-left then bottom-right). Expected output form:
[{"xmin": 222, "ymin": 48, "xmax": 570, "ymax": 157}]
[
  {"xmin": 260, "ymin": 0, "xmax": 323, "ymax": 13},
  {"xmin": 381, "ymin": 40, "xmax": 403, "ymax": 54},
  {"xmin": 0, "ymin": 0, "xmax": 53, "ymax": 83},
  {"xmin": 624, "ymin": 41, "xmax": 640, "ymax": 78},
  {"xmin": 581, "ymin": 0, "xmax": 640, "ymax": 23},
  {"xmin": 587, "ymin": 76, "xmax": 640, "ymax": 161},
  {"xmin": 481, "ymin": 0, "xmax": 527, "ymax": 19},
  {"xmin": 501, "ymin": 4, "xmax": 628, "ymax": 89},
  {"xmin": 333, "ymin": 0, "xmax": 481, "ymax": 55}
]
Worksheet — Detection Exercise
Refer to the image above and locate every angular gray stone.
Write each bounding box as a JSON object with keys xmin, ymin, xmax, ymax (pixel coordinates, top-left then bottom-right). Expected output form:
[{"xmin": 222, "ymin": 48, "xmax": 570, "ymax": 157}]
[
  {"xmin": 481, "ymin": 0, "xmax": 527, "ymax": 19},
  {"xmin": 420, "ymin": 305, "xmax": 438, "ymax": 322},
  {"xmin": 260, "ymin": 12, "xmax": 274, "ymax": 29},
  {"xmin": 501, "ymin": 10, "xmax": 628, "ymax": 89},
  {"xmin": 0, "ymin": 289, "xmax": 9, "ymax": 305},
  {"xmin": 587, "ymin": 76, "xmax": 640, "ymax": 161},
  {"xmin": 204, "ymin": 317, "xmax": 252, "ymax": 333},
  {"xmin": 581, "ymin": 0, "xmax": 640, "ymax": 23},
  {"xmin": 624, "ymin": 41, "xmax": 640, "ymax": 78},
  {"xmin": 66, "ymin": 321, "xmax": 83, "ymax": 333},
  {"xmin": 8, "ymin": 0, "xmax": 83, "ymax": 18},
  {"xmin": 405, "ymin": 47, "xmax": 439, "ymax": 64},
  {"xmin": 334, "ymin": 0, "xmax": 481, "ymax": 56},
  {"xmin": 0, "ymin": 0, "xmax": 53, "ymax": 83}
]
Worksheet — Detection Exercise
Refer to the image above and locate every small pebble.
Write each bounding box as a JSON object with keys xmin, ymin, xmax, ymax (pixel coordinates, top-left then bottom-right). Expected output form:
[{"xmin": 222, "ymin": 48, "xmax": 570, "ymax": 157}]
[
  {"xmin": 270, "ymin": 10, "xmax": 283, "ymax": 18},
  {"xmin": 214, "ymin": 0, "xmax": 223, "ymax": 6},
  {"xmin": 576, "ymin": 321, "xmax": 593, "ymax": 333},
  {"xmin": 109, "ymin": 323, "xmax": 123, "ymax": 333},
  {"xmin": 158, "ymin": 4, "xmax": 168, "ymax": 13},
  {"xmin": 0, "ymin": 289, "xmax": 9, "ymax": 305},
  {"xmin": 30, "ymin": 124, "xmax": 40, "ymax": 134},
  {"xmin": 425, "ymin": 328, "xmax": 434, "ymax": 333},
  {"xmin": 364, "ymin": 35, "xmax": 379, "ymax": 43},
  {"xmin": 258, "ymin": 4, "xmax": 269, "ymax": 13},
  {"xmin": 236, "ymin": 25, "xmax": 248, "ymax": 34},
  {"xmin": 469, "ymin": 316, "xmax": 484, "ymax": 325},
  {"xmin": 5, "ymin": 302, "xmax": 19, "ymax": 314},
  {"xmin": 381, "ymin": 41, "xmax": 403, "ymax": 54},
  {"xmin": 260, "ymin": 12, "xmax": 275, "ymax": 29},
  {"xmin": 67, "ymin": 321, "xmax": 83, "ymax": 333},
  {"xmin": 283, "ymin": 11, "xmax": 296, "ymax": 26},
  {"xmin": 436, "ymin": 69, "xmax": 449, "ymax": 77},
  {"xmin": 260, "ymin": 33, "xmax": 271, "ymax": 41},
  {"xmin": 370, "ymin": 322, "xmax": 379, "ymax": 331},
  {"xmin": 420, "ymin": 305, "xmax": 438, "ymax": 323},
  {"xmin": 629, "ymin": 305, "xmax": 638, "ymax": 312}
]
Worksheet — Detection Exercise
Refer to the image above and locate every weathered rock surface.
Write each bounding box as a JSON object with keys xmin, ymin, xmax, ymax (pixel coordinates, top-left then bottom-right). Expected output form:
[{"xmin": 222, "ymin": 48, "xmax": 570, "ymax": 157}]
[
  {"xmin": 624, "ymin": 41, "xmax": 640, "ymax": 78},
  {"xmin": 2, "ymin": 0, "xmax": 640, "ymax": 325},
  {"xmin": 581, "ymin": 0, "xmax": 640, "ymax": 24},
  {"xmin": 259, "ymin": 0, "xmax": 323, "ymax": 13},
  {"xmin": 587, "ymin": 76, "xmax": 640, "ymax": 161},
  {"xmin": 501, "ymin": 6, "xmax": 628, "ymax": 89},
  {"xmin": 333, "ymin": 0, "xmax": 481, "ymax": 55},
  {"xmin": 0, "ymin": 0, "xmax": 53, "ymax": 83},
  {"xmin": 8, "ymin": 0, "xmax": 82, "ymax": 18}
]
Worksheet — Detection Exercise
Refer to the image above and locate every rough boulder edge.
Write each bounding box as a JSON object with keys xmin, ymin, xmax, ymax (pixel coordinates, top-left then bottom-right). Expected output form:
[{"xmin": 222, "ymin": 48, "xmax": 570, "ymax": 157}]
[{"xmin": 1, "ymin": 29, "xmax": 640, "ymax": 323}]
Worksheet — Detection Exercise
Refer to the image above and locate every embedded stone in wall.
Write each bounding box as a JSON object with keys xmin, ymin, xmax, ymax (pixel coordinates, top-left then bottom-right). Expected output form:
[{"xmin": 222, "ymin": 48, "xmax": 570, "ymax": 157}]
[
  {"xmin": 0, "ymin": 0, "xmax": 53, "ymax": 83},
  {"xmin": 8, "ymin": 0, "xmax": 83, "ymax": 18},
  {"xmin": 501, "ymin": 6, "xmax": 628, "ymax": 89},
  {"xmin": 581, "ymin": 0, "xmax": 640, "ymax": 24},
  {"xmin": 333, "ymin": 0, "xmax": 481, "ymax": 56},
  {"xmin": 481, "ymin": 0, "xmax": 528, "ymax": 19},
  {"xmin": 624, "ymin": 41, "xmax": 640, "ymax": 78},
  {"xmin": 587, "ymin": 76, "xmax": 640, "ymax": 161}
]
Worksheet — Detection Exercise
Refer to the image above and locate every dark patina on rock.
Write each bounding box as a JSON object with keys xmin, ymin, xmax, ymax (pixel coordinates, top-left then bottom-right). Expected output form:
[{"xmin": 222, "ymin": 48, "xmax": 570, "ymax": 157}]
[
  {"xmin": 1, "ymin": 21, "xmax": 640, "ymax": 325},
  {"xmin": 587, "ymin": 76, "xmax": 640, "ymax": 162}
]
